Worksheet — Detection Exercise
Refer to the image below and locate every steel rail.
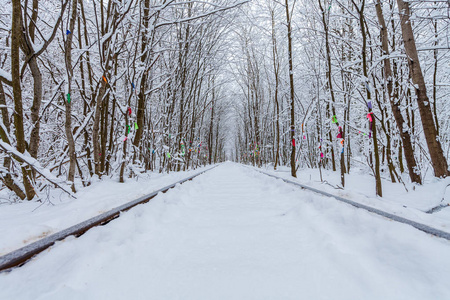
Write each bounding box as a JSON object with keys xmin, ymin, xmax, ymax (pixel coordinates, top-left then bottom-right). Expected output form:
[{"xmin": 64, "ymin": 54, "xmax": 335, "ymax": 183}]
[
  {"xmin": 0, "ymin": 165, "xmax": 218, "ymax": 272},
  {"xmin": 251, "ymin": 167, "xmax": 450, "ymax": 241}
]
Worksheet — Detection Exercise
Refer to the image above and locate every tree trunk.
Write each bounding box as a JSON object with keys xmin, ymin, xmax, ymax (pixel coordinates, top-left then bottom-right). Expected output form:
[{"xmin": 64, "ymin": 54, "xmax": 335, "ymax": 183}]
[
  {"xmin": 319, "ymin": 0, "xmax": 344, "ymax": 186},
  {"xmin": 285, "ymin": 0, "xmax": 296, "ymax": 178},
  {"xmin": 25, "ymin": 0, "xmax": 41, "ymax": 160},
  {"xmin": 270, "ymin": 7, "xmax": 280, "ymax": 170},
  {"xmin": 375, "ymin": 0, "xmax": 421, "ymax": 184},
  {"xmin": 208, "ymin": 84, "xmax": 214, "ymax": 165},
  {"xmin": 0, "ymin": 82, "xmax": 26, "ymax": 199},
  {"xmin": 64, "ymin": 0, "xmax": 78, "ymax": 192},
  {"xmin": 397, "ymin": 0, "xmax": 449, "ymax": 178},
  {"xmin": 93, "ymin": 80, "xmax": 107, "ymax": 176},
  {"xmin": 133, "ymin": 0, "xmax": 151, "ymax": 153},
  {"xmin": 27, "ymin": 57, "xmax": 42, "ymax": 160},
  {"xmin": 23, "ymin": 0, "xmax": 69, "ymax": 160},
  {"xmin": 12, "ymin": 0, "xmax": 35, "ymax": 200},
  {"xmin": 432, "ymin": 19, "xmax": 439, "ymax": 136},
  {"xmin": 354, "ymin": 0, "xmax": 382, "ymax": 196}
]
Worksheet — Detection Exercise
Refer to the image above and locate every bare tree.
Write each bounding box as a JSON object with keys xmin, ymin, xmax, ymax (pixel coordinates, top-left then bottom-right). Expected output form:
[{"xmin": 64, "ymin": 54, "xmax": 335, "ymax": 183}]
[
  {"xmin": 285, "ymin": 0, "xmax": 296, "ymax": 178},
  {"xmin": 397, "ymin": 0, "xmax": 449, "ymax": 178},
  {"xmin": 11, "ymin": 0, "xmax": 35, "ymax": 200},
  {"xmin": 375, "ymin": 0, "xmax": 421, "ymax": 184}
]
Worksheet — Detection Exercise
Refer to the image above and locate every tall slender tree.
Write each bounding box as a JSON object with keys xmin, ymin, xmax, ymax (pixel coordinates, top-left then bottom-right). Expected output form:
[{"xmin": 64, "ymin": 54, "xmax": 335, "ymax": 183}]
[
  {"xmin": 285, "ymin": 0, "xmax": 296, "ymax": 178},
  {"xmin": 12, "ymin": 0, "xmax": 35, "ymax": 200},
  {"xmin": 375, "ymin": 0, "xmax": 421, "ymax": 184},
  {"xmin": 396, "ymin": 0, "xmax": 449, "ymax": 178}
]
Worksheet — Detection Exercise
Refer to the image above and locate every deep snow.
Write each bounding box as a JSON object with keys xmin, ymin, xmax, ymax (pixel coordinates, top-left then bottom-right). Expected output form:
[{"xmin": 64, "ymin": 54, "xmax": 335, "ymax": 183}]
[
  {"xmin": 1, "ymin": 162, "xmax": 450, "ymax": 299},
  {"xmin": 258, "ymin": 164, "xmax": 450, "ymax": 231},
  {"xmin": 0, "ymin": 166, "xmax": 211, "ymax": 255}
]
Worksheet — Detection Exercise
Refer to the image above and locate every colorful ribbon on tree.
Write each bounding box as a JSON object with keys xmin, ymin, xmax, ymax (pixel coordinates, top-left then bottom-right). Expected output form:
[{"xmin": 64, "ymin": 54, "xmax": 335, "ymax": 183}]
[
  {"xmin": 367, "ymin": 112, "xmax": 373, "ymax": 138},
  {"xmin": 181, "ymin": 141, "xmax": 185, "ymax": 156},
  {"xmin": 336, "ymin": 126, "xmax": 343, "ymax": 139}
]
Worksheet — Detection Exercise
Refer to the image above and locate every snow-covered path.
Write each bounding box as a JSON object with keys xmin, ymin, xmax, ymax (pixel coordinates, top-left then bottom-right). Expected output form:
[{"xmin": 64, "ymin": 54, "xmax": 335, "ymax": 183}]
[{"xmin": 1, "ymin": 163, "xmax": 450, "ymax": 299}]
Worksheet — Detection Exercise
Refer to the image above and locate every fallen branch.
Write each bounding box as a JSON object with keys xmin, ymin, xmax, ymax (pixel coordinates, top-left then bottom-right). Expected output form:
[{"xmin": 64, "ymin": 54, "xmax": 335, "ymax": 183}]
[{"xmin": 0, "ymin": 141, "xmax": 76, "ymax": 199}]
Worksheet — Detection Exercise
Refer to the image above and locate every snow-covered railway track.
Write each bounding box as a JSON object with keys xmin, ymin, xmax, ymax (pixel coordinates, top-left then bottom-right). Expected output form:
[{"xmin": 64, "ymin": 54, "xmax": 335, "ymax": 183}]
[
  {"xmin": 250, "ymin": 167, "xmax": 450, "ymax": 241},
  {"xmin": 1, "ymin": 163, "xmax": 450, "ymax": 299},
  {"xmin": 0, "ymin": 165, "xmax": 218, "ymax": 273}
]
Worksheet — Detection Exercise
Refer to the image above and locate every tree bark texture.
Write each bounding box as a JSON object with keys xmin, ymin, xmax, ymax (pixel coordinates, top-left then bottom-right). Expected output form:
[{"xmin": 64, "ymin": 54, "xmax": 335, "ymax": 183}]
[
  {"xmin": 354, "ymin": 0, "xmax": 382, "ymax": 196},
  {"xmin": 375, "ymin": 0, "xmax": 421, "ymax": 184},
  {"xmin": 64, "ymin": 0, "xmax": 78, "ymax": 192},
  {"xmin": 12, "ymin": 0, "xmax": 35, "ymax": 200},
  {"xmin": 397, "ymin": 0, "xmax": 449, "ymax": 178},
  {"xmin": 285, "ymin": 0, "xmax": 296, "ymax": 178}
]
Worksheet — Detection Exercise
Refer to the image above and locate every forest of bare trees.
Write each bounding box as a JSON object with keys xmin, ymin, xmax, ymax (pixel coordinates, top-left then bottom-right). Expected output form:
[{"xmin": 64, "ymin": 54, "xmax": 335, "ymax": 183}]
[
  {"xmin": 0, "ymin": 0, "xmax": 449, "ymax": 201},
  {"xmin": 1, "ymin": 0, "xmax": 248, "ymax": 200},
  {"xmin": 232, "ymin": 0, "xmax": 449, "ymax": 197}
]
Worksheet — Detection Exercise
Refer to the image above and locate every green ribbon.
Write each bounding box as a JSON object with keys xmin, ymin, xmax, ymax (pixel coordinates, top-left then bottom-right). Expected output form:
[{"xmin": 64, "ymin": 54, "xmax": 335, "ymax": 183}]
[
  {"xmin": 332, "ymin": 115, "xmax": 337, "ymax": 123},
  {"xmin": 127, "ymin": 125, "xmax": 131, "ymax": 134},
  {"xmin": 67, "ymin": 93, "xmax": 71, "ymax": 103},
  {"xmin": 134, "ymin": 122, "xmax": 139, "ymax": 130}
]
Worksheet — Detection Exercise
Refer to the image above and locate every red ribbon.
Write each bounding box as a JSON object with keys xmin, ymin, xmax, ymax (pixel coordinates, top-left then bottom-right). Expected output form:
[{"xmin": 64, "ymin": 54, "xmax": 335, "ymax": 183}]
[
  {"xmin": 292, "ymin": 138, "xmax": 296, "ymax": 147},
  {"xmin": 336, "ymin": 126, "xmax": 343, "ymax": 139}
]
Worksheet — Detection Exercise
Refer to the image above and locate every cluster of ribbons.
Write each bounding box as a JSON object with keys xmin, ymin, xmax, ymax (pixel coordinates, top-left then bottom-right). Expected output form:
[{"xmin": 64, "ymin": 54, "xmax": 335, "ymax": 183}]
[
  {"xmin": 180, "ymin": 141, "xmax": 186, "ymax": 156},
  {"xmin": 123, "ymin": 83, "xmax": 139, "ymax": 141},
  {"xmin": 318, "ymin": 140, "xmax": 324, "ymax": 159},
  {"xmin": 166, "ymin": 139, "xmax": 207, "ymax": 159},
  {"xmin": 123, "ymin": 106, "xmax": 138, "ymax": 141},
  {"xmin": 246, "ymin": 142, "xmax": 260, "ymax": 157},
  {"xmin": 291, "ymin": 124, "xmax": 308, "ymax": 149},
  {"xmin": 302, "ymin": 123, "xmax": 306, "ymax": 140},
  {"xmin": 68, "ymin": 74, "xmax": 107, "ymax": 104},
  {"xmin": 254, "ymin": 143, "xmax": 260, "ymax": 157},
  {"xmin": 332, "ymin": 114, "xmax": 345, "ymax": 154}
]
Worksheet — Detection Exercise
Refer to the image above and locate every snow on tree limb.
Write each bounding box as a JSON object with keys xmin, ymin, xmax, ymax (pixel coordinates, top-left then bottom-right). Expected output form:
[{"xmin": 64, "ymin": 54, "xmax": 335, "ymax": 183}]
[{"xmin": 0, "ymin": 141, "xmax": 76, "ymax": 199}]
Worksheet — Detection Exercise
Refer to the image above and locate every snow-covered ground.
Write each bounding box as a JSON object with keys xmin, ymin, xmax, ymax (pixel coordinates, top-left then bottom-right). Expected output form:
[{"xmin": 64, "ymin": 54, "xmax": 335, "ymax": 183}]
[
  {"xmin": 1, "ymin": 162, "xmax": 450, "ymax": 299},
  {"xmin": 0, "ymin": 166, "xmax": 211, "ymax": 255},
  {"xmin": 257, "ymin": 164, "xmax": 450, "ymax": 232}
]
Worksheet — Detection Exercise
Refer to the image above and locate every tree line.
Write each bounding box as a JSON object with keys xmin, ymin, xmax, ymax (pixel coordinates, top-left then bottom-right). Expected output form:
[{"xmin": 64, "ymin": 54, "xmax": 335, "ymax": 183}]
[
  {"xmin": 232, "ymin": 0, "xmax": 449, "ymax": 196},
  {"xmin": 0, "ymin": 0, "xmax": 247, "ymax": 200}
]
